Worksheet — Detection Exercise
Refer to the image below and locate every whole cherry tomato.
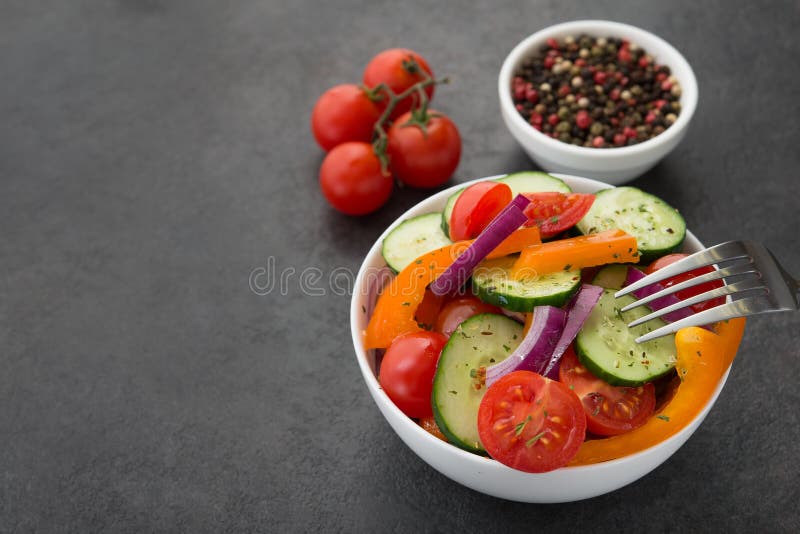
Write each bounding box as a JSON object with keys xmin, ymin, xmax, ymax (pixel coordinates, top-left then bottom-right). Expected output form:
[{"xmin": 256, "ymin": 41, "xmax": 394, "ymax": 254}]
[
  {"xmin": 379, "ymin": 331, "xmax": 448, "ymax": 418},
  {"xmin": 363, "ymin": 48, "xmax": 435, "ymax": 119},
  {"xmin": 311, "ymin": 84, "xmax": 381, "ymax": 151},
  {"xmin": 386, "ymin": 111, "xmax": 461, "ymax": 189},
  {"xmin": 319, "ymin": 142, "xmax": 393, "ymax": 215}
]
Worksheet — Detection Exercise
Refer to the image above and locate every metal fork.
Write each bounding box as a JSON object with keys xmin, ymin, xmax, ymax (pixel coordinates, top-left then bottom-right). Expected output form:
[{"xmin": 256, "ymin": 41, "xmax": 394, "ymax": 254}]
[{"xmin": 615, "ymin": 240, "xmax": 799, "ymax": 343}]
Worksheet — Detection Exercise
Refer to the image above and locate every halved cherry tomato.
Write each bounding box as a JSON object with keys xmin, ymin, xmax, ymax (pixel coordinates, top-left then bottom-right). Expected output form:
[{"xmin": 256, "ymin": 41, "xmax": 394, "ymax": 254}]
[
  {"xmin": 558, "ymin": 347, "xmax": 656, "ymax": 436},
  {"xmin": 522, "ymin": 192, "xmax": 595, "ymax": 238},
  {"xmin": 434, "ymin": 295, "xmax": 501, "ymax": 337},
  {"xmin": 449, "ymin": 182, "xmax": 512, "ymax": 241},
  {"xmin": 645, "ymin": 253, "xmax": 726, "ymax": 313},
  {"xmin": 478, "ymin": 371, "xmax": 586, "ymax": 473},
  {"xmin": 379, "ymin": 331, "xmax": 447, "ymax": 418}
]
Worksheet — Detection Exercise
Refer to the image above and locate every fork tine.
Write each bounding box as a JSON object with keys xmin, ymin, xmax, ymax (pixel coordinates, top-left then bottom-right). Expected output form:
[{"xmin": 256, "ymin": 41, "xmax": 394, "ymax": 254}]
[
  {"xmin": 627, "ymin": 278, "xmax": 767, "ymax": 328},
  {"xmin": 620, "ymin": 261, "xmax": 759, "ymax": 312},
  {"xmin": 615, "ymin": 241, "xmax": 750, "ymax": 298},
  {"xmin": 634, "ymin": 294, "xmax": 777, "ymax": 343}
]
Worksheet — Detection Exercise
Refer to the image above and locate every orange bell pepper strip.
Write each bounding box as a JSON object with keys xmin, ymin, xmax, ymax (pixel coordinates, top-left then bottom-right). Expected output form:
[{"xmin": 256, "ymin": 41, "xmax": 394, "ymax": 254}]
[
  {"xmin": 364, "ymin": 227, "xmax": 542, "ymax": 349},
  {"xmin": 568, "ymin": 317, "xmax": 746, "ymax": 466},
  {"xmin": 511, "ymin": 229, "xmax": 639, "ymax": 279}
]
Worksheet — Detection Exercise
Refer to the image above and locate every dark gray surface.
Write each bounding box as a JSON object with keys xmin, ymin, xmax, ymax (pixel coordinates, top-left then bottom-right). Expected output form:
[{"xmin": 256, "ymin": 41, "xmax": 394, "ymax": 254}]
[{"xmin": 2, "ymin": 0, "xmax": 799, "ymax": 531}]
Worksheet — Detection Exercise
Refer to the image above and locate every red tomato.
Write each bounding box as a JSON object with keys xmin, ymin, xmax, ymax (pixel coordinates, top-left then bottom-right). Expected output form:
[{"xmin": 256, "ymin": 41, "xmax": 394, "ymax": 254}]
[
  {"xmin": 645, "ymin": 253, "xmax": 726, "ymax": 313},
  {"xmin": 311, "ymin": 84, "xmax": 381, "ymax": 151},
  {"xmin": 379, "ymin": 331, "xmax": 448, "ymax": 418},
  {"xmin": 363, "ymin": 48, "xmax": 435, "ymax": 119},
  {"xmin": 558, "ymin": 347, "xmax": 656, "ymax": 436},
  {"xmin": 414, "ymin": 289, "xmax": 445, "ymax": 330},
  {"xmin": 522, "ymin": 192, "xmax": 595, "ymax": 238},
  {"xmin": 386, "ymin": 111, "xmax": 461, "ymax": 189},
  {"xmin": 448, "ymin": 182, "xmax": 513, "ymax": 241},
  {"xmin": 434, "ymin": 296, "xmax": 501, "ymax": 337},
  {"xmin": 319, "ymin": 142, "xmax": 393, "ymax": 215},
  {"xmin": 478, "ymin": 371, "xmax": 586, "ymax": 473}
]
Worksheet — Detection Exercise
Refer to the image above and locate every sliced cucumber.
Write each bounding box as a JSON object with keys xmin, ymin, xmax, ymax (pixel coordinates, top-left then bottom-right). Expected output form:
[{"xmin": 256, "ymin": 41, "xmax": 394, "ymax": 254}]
[
  {"xmin": 591, "ymin": 264, "xmax": 637, "ymax": 290},
  {"xmin": 440, "ymin": 172, "xmax": 570, "ymax": 238},
  {"xmin": 432, "ymin": 313, "xmax": 523, "ymax": 453},
  {"xmin": 440, "ymin": 187, "xmax": 464, "ymax": 238},
  {"xmin": 382, "ymin": 212, "xmax": 452, "ymax": 273},
  {"xmin": 575, "ymin": 289, "xmax": 676, "ymax": 386},
  {"xmin": 495, "ymin": 171, "xmax": 572, "ymax": 196},
  {"xmin": 575, "ymin": 187, "xmax": 686, "ymax": 263},
  {"xmin": 472, "ymin": 255, "xmax": 581, "ymax": 312}
]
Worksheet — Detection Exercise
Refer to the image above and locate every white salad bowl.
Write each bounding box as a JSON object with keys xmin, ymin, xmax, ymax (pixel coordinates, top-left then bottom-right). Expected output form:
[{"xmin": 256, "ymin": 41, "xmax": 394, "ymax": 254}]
[
  {"xmin": 350, "ymin": 174, "xmax": 730, "ymax": 503},
  {"xmin": 498, "ymin": 20, "xmax": 698, "ymax": 184}
]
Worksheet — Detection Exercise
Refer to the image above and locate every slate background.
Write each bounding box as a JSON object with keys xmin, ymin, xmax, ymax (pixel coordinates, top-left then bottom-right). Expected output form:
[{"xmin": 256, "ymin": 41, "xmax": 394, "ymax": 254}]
[{"xmin": 2, "ymin": 0, "xmax": 799, "ymax": 532}]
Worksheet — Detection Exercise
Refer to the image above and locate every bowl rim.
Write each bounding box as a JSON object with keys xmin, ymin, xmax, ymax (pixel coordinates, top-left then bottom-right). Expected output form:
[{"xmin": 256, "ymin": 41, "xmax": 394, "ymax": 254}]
[
  {"xmin": 498, "ymin": 19, "xmax": 699, "ymax": 158},
  {"xmin": 350, "ymin": 173, "xmax": 731, "ymax": 479}
]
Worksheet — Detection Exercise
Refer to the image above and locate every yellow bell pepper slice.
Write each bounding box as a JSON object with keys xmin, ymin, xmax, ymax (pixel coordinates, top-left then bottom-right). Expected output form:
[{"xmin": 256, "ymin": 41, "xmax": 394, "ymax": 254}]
[{"xmin": 569, "ymin": 317, "xmax": 746, "ymax": 466}]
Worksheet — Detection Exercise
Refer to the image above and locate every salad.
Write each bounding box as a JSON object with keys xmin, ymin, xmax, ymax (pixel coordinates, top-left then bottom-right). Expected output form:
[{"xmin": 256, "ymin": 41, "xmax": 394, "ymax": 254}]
[{"xmin": 364, "ymin": 172, "xmax": 745, "ymax": 473}]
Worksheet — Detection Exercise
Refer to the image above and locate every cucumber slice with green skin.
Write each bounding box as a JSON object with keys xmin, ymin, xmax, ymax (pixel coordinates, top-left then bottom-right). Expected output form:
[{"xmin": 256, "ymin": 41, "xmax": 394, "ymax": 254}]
[
  {"xmin": 432, "ymin": 313, "xmax": 524, "ymax": 453},
  {"xmin": 382, "ymin": 212, "xmax": 452, "ymax": 273},
  {"xmin": 575, "ymin": 289, "xmax": 676, "ymax": 386},
  {"xmin": 495, "ymin": 171, "xmax": 572, "ymax": 196},
  {"xmin": 440, "ymin": 172, "xmax": 571, "ymax": 238},
  {"xmin": 575, "ymin": 186, "xmax": 686, "ymax": 263},
  {"xmin": 472, "ymin": 256, "xmax": 582, "ymax": 312},
  {"xmin": 591, "ymin": 264, "xmax": 638, "ymax": 290},
  {"xmin": 441, "ymin": 187, "xmax": 465, "ymax": 238}
]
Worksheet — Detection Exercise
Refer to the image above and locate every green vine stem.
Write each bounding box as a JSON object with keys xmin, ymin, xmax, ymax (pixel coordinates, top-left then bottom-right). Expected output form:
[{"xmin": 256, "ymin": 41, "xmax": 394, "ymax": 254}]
[{"xmin": 365, "ymin": 58, "xmax": 449, "ymax": 175}]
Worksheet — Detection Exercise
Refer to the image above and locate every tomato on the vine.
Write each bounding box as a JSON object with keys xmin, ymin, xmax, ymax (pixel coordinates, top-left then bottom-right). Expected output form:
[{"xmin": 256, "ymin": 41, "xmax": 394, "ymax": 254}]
[
  {"xmin": 645, "ymin": 253, "xmax": 726, "ymax": 313},
  {"xmin": 478, "ymin": 371, "xmax": 586, "ymax": 473},
  {"xmin": 319, "ymin": 142, "xmax": 393, "ymax": 215},
  {"xmin": 448, "ymin": 182, "xmax": 513, "ymax": 241},
  {"xmin": 379, "ymin": 331, "xmax": 448, "ymax": 418},
  {"xmin": 522, "ymin": 192, "xmax": 595, "ymax": 238},
  {"xmin": 311, "ymin": 84, "xmax": 381, "ymax": 151},
  {"xmin": 363, "ymin": 48, "xmax": 435, "ymax": 119},
  {"xmin": 558, "ymin": 347, "xmax": 656, "ymax": 436},
  {"xmin": 434, "ymin": 295, "xmax": 500, "ymax": 337},
  {"xmin": 386, "ymin": 110, "xmax": 461, "ymax": 189}
]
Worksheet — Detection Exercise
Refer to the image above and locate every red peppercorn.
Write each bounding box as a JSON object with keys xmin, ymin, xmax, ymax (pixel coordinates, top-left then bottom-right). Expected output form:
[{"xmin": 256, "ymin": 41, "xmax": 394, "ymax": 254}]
[
  {"xmin": 654, "ymin": 99, "xmax": 668, "ymax": 109},
  {"xmin": 532, "ymin": 123, "xmax": 542, "ymax": 131},
  {"xmin": 513, "ymin": 84, "xmax": 526, "ymax": 100},
  {"xmin": 609, "ymin": 88, "xmax": 621, "ymax": 101},
  {"xmin": 530, "ymin": 112, "xmax": 543, "ymax": 126},
  {"xmin": 613, "ymin": 133, "xmax": 627, "ymax": 146},
  {"xmin": 661, "ymin": 80, "xmax": 673, "ymax": 91},
  {"xmin": 592, "ymin": 136, "xmax": 605, "ymax": 148},
  {"xmin": 623, "ymin": 126, "xmax": 637, "ymax": 139},
  {"xmin": 593, "ymin": 71, "xmax": 607, "ymax": 85},
  {"xmin": 525, "ymin": 87, "xmax": 539, "ymax": 103},
  {"xmin": 656, "ymin": 72, "xmax": 668, "ymax": 82},
  {"xmin": 515, "ymin": 103, "xmax": 524, "ymax": 112},
  {"xmin": 620, "ymin": 76, "xmax": 630, "ymax": 87},
  {"xmin": 547, "ymin": 113, "xmax": 559, "ymax": 126},
  {"xmin": 575, "ymin": 58, "xmax": 586, "ymax": 67},
  {"xmin": 557, "ymin": 84, "xmax": 571, "ymax": 97},
  {"xmin": 546, "ymin": 37, "xmax": 560, "ymax": 49},
  {"xmin": 638, "ymin": 56, "xmax": 650, "ymax": 68},
  {"xmin": 627, "ymin": 98, "xmax": 637, "ymax": 107},
  {"xmin": 610, "ymin": 117, "xmax": 620, "ymax": 127},
  {"xmin": 645, "ymin": 111, "xmax": 657, "ymax": 124},
  {"xmin": 575, "ymin": 110, "xmax": 592, "ymax": 129},
  {"xmin": 618, "ymin": 46, "xmax": 632, "ymax": 64},
  {"xmin": 543, "ymin": 56, "xmax": 555, "ymax": 69}
]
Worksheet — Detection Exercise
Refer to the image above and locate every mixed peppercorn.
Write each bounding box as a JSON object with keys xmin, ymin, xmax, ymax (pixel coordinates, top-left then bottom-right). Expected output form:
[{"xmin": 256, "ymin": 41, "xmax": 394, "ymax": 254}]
[{"xmin": 512, "ymin": 35, "xmax": 682, "ymax": 148}]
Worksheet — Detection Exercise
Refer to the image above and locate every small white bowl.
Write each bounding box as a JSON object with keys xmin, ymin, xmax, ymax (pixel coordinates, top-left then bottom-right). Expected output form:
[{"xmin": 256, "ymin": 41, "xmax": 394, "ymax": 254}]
[
  {"xmin": 498, "ymin": 20, "xmax": 698, "ymax": 184},
  {"xmin": 350, "ymin": 174, "xmax": 730, "ymax": 503}
]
